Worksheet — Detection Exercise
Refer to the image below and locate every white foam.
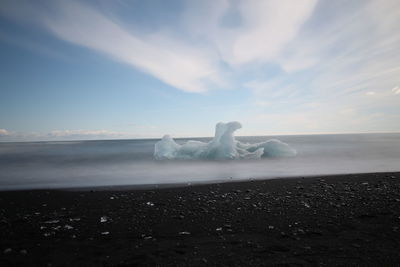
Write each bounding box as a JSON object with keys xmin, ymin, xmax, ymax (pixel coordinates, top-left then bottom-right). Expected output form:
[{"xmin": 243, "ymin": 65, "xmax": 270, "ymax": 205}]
[{"xmin": 154, "ymin": 121, "xmax": 296, "ymax": 160}]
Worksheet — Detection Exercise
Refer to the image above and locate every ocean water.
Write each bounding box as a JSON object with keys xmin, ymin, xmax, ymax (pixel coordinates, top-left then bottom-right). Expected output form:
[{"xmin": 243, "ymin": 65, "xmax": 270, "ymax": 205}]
[{"xmin": 0, "ymin": 133, "xmax": 399, "ymax": 190}]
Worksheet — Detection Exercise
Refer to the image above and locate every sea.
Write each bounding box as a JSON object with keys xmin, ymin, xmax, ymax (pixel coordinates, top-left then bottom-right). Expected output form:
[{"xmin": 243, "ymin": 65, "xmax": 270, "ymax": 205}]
[{"xmin": 0, "ymin": 133, "xmax": 399, "ymax": 190}]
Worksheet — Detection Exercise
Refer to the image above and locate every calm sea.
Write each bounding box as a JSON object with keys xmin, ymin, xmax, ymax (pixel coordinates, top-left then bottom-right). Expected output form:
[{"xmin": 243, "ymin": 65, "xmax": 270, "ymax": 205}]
[{"xmin": 0, "ymin": 133, "xmax": 399, "ymax": 190}]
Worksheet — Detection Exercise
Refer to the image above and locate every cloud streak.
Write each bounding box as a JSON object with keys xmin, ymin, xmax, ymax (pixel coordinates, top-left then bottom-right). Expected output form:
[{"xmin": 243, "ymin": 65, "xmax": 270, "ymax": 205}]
[
  {"xmin": 1, "ymin": 0, "xmax": 400, "ymax": 136},
  {"xmin": 0, "ymin": 0, "xmax": 318, "ymax": 93},
  {"xmin": 0, "ymin": 129, "xmax": 132, "ymax": 142}
]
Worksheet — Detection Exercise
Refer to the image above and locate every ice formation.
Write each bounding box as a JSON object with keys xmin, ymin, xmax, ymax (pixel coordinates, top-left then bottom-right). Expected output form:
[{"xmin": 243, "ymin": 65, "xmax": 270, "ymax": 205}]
[{"xmin": 154, "ymin": 121, "xmax": 297, "ymax": 160}]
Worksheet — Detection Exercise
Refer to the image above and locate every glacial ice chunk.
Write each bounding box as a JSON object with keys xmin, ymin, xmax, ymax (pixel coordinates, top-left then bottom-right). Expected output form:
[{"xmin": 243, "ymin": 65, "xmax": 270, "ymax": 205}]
[{"xmin": 154, "ymin": 121, "xmax": 296, "ymax": 160}]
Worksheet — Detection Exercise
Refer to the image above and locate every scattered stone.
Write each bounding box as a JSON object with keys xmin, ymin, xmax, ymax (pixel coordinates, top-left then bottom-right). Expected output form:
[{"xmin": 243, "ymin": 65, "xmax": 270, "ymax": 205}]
[
  {"xmin": 3, "ymin": 248, "xmax": 12, "ymax": 254},
  {"xmin": 179, "ymin": 231, "xmax": 191, "ymax": 235},
  {"xmin": 64, "ymin": 224, "xmax": 74, "ymax": 230},
  {"xmin": 44, "ymin": 232, "xmax": 55, "ymax": 237},
  {"xmin": 100, "ymin": 216, "xmax": 109, "ymax": 223},
  {"xmin": 44, "ymin": 219, "xmax": 59, "ymax": 224}
]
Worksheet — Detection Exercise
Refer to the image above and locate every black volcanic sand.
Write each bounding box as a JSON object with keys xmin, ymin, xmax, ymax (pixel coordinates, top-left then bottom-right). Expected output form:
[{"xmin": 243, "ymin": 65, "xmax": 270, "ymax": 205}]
[{"xmin": 1, "ymin": 172, "xmax": 400, "ymax": 266}]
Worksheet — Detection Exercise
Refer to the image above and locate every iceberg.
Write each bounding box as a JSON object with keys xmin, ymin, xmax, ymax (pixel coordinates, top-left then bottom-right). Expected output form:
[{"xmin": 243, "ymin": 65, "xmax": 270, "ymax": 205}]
[{"xmin": 154, "ymin": 121, "xmax": 297, "ymax": 160}]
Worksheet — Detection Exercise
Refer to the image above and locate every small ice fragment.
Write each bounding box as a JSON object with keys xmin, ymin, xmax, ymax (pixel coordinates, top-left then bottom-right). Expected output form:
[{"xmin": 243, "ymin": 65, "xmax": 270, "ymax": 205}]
[
  {"xmin": 146, "ymin": 202, "xmax": 154, "ymax": 206},
  {"xmin": 268, "ymin": 225, "xmax": 274, "ymax": 230},
  {"xmin": 216, "ymin": 228, "xmax": 222, "ymax": 231},
  {"xmin": 110, "ymin": 197, "xmax": 115, "ymax": 200},
  {"xmin": 179, "ymin": 231, "xmax": 191, "ymax": 235},
  {"xmin": 361, "ymin": 182, "xmax": 369, "ymax": 185},
  {"xmin": 303, "ymin": 202, "xmax": 310, "ymax": 208},
  {"xmin": 100, "ymin": 216, "xmax": 108, "ymax": 223},
  {"xmin": 20, "ymin": 249, "xmax": 27, "ymax": 255},
  {"xmin": 101, "ymin": 231, "xmax": 110, "ymax": 235},
  {"xmin": 154, "ymin": 121, "xmax": 296, "ymax": 160},
  {"xmin": 64, "ymin": 224, "xmax": 74, "ymax": 230},
  {"xmin": 69, "ymin": 217, "xmax": 80, "ymax": 222},
  {"xmin": 143, "ymin": 236, "xmax": 152, "ymax": 240}
]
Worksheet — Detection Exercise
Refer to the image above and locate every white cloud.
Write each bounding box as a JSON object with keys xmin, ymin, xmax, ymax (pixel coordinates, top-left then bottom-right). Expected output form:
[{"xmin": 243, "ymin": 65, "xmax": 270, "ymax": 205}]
[
  {"xmin": 0, "ymin": 129, "xmax": 135, "ymax": 141},
  {"xmin": 48, "ymin": 129, "xmax": 124, "ymax": 138},
  {"xmin": 392, "ymin": 86, "xmax": 400, "ymax": 95},
  {"xmin": 230, "ymin": 0, "xmax": 317, "ymax": 65},
  {"xmin": 43, "ymin": 1, "xmax": 223, "ymax": 93},
  {"xmin": 0, "ymin": 0, "xmax": 317, "ymax": 93},
  {"xmin": 182, "ymin": 0, "xmax": 318, "ymax": 66},
  {"xmin": 0, "ymin": 129, "xmax": 10, "ymax": 136}
]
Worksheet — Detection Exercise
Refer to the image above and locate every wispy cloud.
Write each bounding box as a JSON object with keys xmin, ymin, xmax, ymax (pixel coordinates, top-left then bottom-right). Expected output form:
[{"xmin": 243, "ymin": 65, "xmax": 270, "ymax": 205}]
[
  {"xmin": 0, "ymin": 129, "xmax": 133, "ymax": 142},
  {"xmin": 0, "ymin": 0, "xmax": 317, "ymax": 93},
  {"xmin": 243, "ymin": 0, "xmax": 400, "ymax": 133},
  {"xmin": 1, "ymin": 0, "xmax": 400, "ymax": 136},
  {"xmin": 0, "ymin": 129, "xmax": 10, "ymax": 136}
]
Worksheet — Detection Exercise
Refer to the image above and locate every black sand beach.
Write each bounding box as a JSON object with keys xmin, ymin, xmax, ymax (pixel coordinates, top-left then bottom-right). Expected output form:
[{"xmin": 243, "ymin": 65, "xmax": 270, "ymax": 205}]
[{"xmin": 1, "ymin": 172, "xmax": 400, "ymax": 266}]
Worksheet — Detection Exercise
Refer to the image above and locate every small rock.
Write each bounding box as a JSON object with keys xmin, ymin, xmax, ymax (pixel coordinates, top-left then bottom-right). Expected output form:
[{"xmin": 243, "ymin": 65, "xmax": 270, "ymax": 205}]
[
  {"xmin": 44, "ymin": 232, "xmax": 55, "ymax": 237},
  {"xmin": 20, "ymin": 249, "xmax": 27, "ymax": 255},
  {"xmin": 44, "ymin": 220, "xmax": 59, "ymax": 224},
  {"xmin": 3, "ymin": 248, "xmax": 12, "ymax": 254},
  {"xmin": 146, "ymin": 202, "xmax": 154, "ymax": 206},
  {"xmin": 64, "ymin": 224, "xmax": 74, "ymax": 230},
  {"xmin": 179, "ymin": 231, "xmax": 191, "ymax": 235},
  {"xmin": 101, "ymin": 231, "xmax": 110, "ymax": 235},
  {"xmin": 100, "ymin": 216, "xmax": 108, "ymax": 223}
]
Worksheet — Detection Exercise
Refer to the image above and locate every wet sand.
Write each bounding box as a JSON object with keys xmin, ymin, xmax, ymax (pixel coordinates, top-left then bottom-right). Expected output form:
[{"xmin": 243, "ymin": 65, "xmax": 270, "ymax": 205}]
[{"xmin": 1, "ymin": 172, "xmax": 400, "ymax": 266}]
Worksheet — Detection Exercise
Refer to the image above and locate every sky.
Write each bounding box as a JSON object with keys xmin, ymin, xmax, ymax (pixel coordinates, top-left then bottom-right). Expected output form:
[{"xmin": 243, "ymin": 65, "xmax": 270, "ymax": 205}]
[{"xmin": 0, "ymin": 0, "xmax": 399, "ymax": 141}]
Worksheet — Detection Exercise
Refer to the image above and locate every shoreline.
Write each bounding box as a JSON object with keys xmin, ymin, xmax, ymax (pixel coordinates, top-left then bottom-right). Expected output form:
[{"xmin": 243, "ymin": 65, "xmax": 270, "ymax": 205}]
[
  {"xmin": 2, "ymin": 170, "xmax": 400, "ymax": 192},
  {"xmin": 1, "ymin": 172, "xmax": 400, "ymax": 266}
]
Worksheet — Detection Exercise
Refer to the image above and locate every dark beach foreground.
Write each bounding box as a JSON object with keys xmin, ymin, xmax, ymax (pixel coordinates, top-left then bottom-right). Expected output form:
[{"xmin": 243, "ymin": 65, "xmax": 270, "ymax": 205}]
[{"xmin": 1, "ymin": 172, "xmax": 400, "ymax": 266}]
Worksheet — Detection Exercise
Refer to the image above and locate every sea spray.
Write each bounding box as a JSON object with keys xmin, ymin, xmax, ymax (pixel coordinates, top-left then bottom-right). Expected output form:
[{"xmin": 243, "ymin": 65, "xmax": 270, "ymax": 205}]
[{"xmin": 154, "ymin": 121, "xmax": 297, "ymax": 160}]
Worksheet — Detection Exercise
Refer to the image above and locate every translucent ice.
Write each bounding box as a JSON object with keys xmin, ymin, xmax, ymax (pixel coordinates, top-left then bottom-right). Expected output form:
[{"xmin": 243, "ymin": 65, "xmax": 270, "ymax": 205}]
[{"xmin": 154, "ymin": 122, "xmax": 296, "ymax": 160}]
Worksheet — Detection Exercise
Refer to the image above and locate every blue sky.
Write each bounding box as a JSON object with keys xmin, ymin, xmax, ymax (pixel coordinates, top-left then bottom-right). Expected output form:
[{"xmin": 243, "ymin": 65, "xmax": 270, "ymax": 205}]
[{"xmin": 0, "ymin": 0, "xmax": 399, "ymax": 141}]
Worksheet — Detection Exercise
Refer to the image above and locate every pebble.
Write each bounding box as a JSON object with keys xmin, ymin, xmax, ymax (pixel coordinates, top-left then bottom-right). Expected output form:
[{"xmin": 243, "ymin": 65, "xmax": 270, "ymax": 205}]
[
  {"xmin": 100, "ymin": 216, "xmax": 108, "ymax": 223},
  {"xmin": 3, "ymin": 248, "xmax": 12, "ymax": 254},
  {"xmin": 179, "ymin": 231, "xmax": 191, "ymax": 235},
  {"xmin": 64, "ymin": 224, "xmax": 74, "ymax": 230},
  {"xmin": 44, "ymin": 220, "xmax": 60, "ymax": 224}
]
